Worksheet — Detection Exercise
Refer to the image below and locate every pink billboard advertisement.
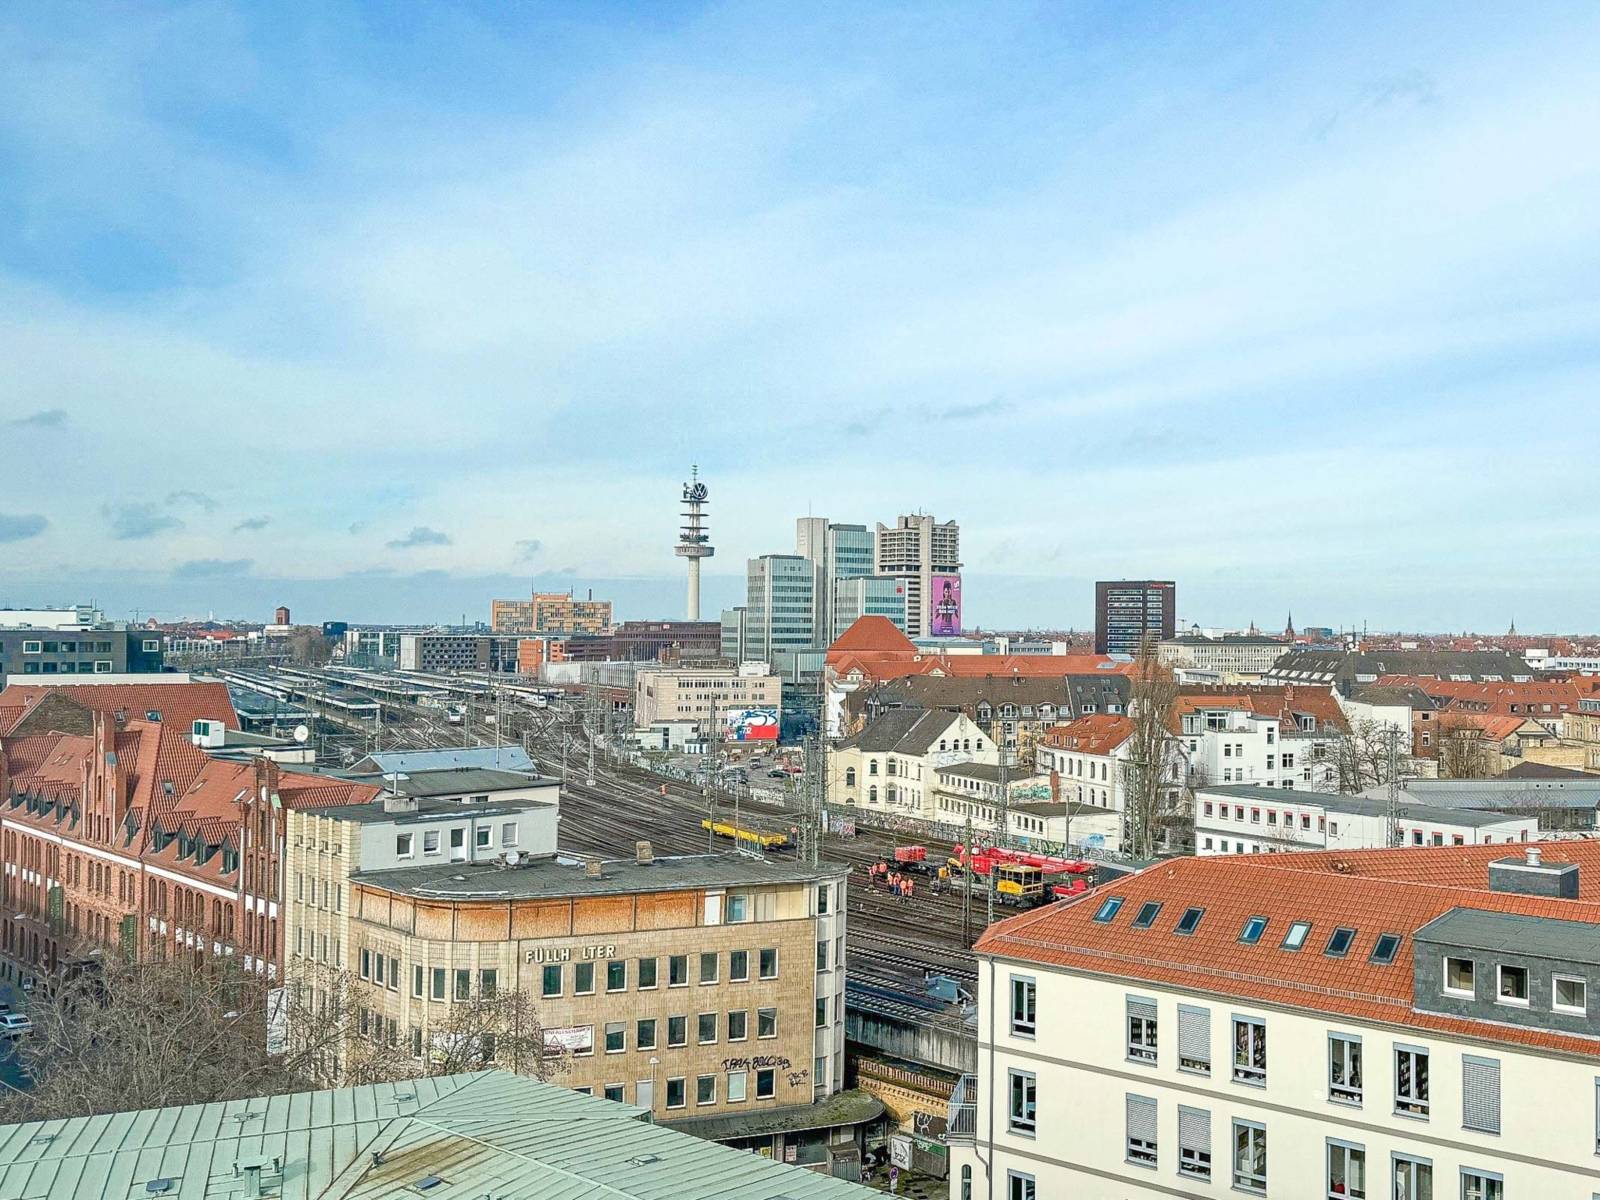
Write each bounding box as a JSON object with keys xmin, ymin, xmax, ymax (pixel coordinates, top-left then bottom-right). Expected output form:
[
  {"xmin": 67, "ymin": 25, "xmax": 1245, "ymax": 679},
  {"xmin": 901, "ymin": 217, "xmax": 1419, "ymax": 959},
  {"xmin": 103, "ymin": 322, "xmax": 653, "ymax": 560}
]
[{"xmin": 929, "ymin": 573, "xmax": 962, "ymax": 636}]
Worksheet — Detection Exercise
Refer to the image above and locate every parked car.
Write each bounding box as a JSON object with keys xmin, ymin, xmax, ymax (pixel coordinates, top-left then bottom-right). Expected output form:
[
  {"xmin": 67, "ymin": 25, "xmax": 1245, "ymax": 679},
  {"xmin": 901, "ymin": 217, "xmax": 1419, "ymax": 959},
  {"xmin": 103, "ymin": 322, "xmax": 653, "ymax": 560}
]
[{"xmin": 0, "ymin": 1013, "xmax": 32, "ymax": 1039}]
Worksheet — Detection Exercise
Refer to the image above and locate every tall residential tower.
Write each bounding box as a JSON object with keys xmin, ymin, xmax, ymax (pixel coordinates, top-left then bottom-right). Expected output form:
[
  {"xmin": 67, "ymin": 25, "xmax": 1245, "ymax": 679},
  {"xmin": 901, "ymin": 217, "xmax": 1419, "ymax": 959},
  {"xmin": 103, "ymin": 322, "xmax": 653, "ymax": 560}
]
[{"xmin": 874, "ymin": 513, "xmax": 961, "ymax": 639}]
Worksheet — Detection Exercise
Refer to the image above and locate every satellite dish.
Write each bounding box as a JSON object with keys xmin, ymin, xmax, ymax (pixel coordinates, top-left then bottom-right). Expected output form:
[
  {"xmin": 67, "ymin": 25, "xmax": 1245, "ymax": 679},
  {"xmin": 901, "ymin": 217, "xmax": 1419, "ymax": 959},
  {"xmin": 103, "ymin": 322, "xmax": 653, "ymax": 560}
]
[{"xmin": 293, "ymin": 725, "xmax": 310, "ymax": 744}]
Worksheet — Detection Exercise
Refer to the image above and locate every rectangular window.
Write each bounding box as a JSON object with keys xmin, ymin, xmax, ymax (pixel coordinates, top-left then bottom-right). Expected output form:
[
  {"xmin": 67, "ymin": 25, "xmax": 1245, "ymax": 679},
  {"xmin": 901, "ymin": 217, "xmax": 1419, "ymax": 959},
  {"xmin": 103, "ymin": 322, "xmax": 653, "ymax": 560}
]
[
  {"xmin": 574, "ymin": 962, "xmax": 595, "ymax": 995},
  {"xmin": 500, "ymin": 822, "xmax": 517, "ymax": 847},
  {"xmin": 669, "ymin": 955, "xmax": 688, "ymax": 986},
  {"xmin": 454, "ymin": 969, "xmax": 470, "ymax": 1001},
  {"xmin": 1232, "ymin": 1119, "xmax": 1266, "ymax": 1193},
  {"xmin": 1232, "ymin": 1016, "xmax": 1266, "ymax": 1085},
  {"xmin": 479, "ymin": 968, "xmax": 496, "ymax": 998},
  {"xmin": 1394, "ymin": 1045, "xmax": 1430, "ymax": 1118},
  {"xmin": 395, "ymin": 833, "xmax": 414, "ymax": 858},
  {"xmin": 1177, "ymin": 1004, "xmax": 1209, "ymax": 1074},
  {"xmin": 359, "ymin": 948, "xmax": 371, "ymax": 979},
  {"xmin": 1007, "ymin": 1069, "xmax": 1037, "ymax": 1135},
  {"xmin": 1391, "ymin": 1154, "xmax": 1430, "ymax": 1200},
  {"xmin": 697, "ymin": 1074, "xmax": 716, "ymax": 1105},
  {"xmin": 603, "ymin": 1083, "xmax": 624, "ymax": 1103},
  {"xmin": 542, "ymin": 964, "xmax": 562, "ymax": 997},
  {"xmin": 449, "ymin": 828, "xmax": 466, "ymax": 859},
  {"xmin": 1127, "ymin": 996, "xmax": 1157, "ymax": 1063},
  {"xmin": 729, "ymin": 949, "xmax": 749, "ymax": 981},
  {"xmin": 1444, "ymin": 956, "xmax": 1475, "ymax": 996},
  {"xmin": 1177, "ymin": 1105, "xmax": 1211, "ymax": 1180},
  {"xmin": 698, "ymin": 1013, "xmax": 717, "ymax": 1044},
  {"xmin": 1006, "ymin": 1173, "xmax": 1035, "ymax": 1200},
  {"xmin": 727, "ymin": 1070, "xmax": 747, "ymax": 1102},
  {"xmin": 431, "ymin": 967, "xmax": 445, "ymax": 1000},
  {"xmin": 815, "ymin": 997, "xmax": 828, "ymax": 1028},
  {"xmin": 759, "ymin": 947, "xmax": 778, "ymax": 979},
  {"xmin": 637, "ymin": 1018, "xmax": 657, "ymax": 1050},
  {"xmin": 756, "ymin": 1068, "xmax": 775, "ymax": 1099},
  {"xmin": 605, "ymin": 1022, "xmax": 625, "ymax": 1053},
  {"xmin": 1329, "ymin": 1033, "xmax": 1363, "ymax": 1105},
  {"xmin": 607, "ymin": 960, "xmax": 627, "ymax": 993},
  {"xmin": 816, "ymin": 940, "xmax": 829, "ymax": 971},
  {"xmin": 1462, "ymin": 1056, "xmax": 1500, "ymax": 1134},
  {"xmin": 412, "ymin": 964, "xmax": 423, "ymax": 998},
  {"xmin": 727, "ymin": 893, "xmax": 748, "ymax": 922},
  {"xmin": 1496, "ymin": 964, "xmax": 1528, "ymax": 1006},
  {"xmin": 667, "ymin": 1016, "xmax": 687, "ymax": 1047},
  {"xmin": 1125, "ymin": 1093, "xmax": 1157, "ymax": 1167},
  {"xmin": 1282, "ymin": 921, "xmax": 1311, "ymax": 950},
  {"xmin": 476, "ymin": 826, "xmax": 491, "ymax": 849},
  {"xmin": 757, "ymin": 1007, "xmax": 777, "ymax": 1038},
  {"xmin": 700, "ymin": 952, "xmax": 719, "ymax": 984},
  {"xmin": 1326, "ymin": 1139, "xmax": 1366, "ymax": 1200},
  {"xmin": 665, "ymin": 1078, "xmax": 686, "ymax": 1109},
  {"xmin": 638, "ymin": 956, "xmax": 658, "ymax": 989},
  {"xmin": 1010, "ymin": 976, "xmax": 1037, "ymax": 1037},
  {"xmin": 727, "ymin": 1009, "xmax": 747, "ymax": 1041},
  {"xmin": 1555, "ymin": 974, "xmax": 1588, "ymax": 1015},
  {"xmin": 816, "ymin": 883, "xmax": 830, "ymax": 914},
  {"xmin": 423, "ymin": 830, "xmax": 440, "ymax": 854},
  {"xmin": 1460, "ymin": 1168, "xmax": 1503, "ymax": 1200}
]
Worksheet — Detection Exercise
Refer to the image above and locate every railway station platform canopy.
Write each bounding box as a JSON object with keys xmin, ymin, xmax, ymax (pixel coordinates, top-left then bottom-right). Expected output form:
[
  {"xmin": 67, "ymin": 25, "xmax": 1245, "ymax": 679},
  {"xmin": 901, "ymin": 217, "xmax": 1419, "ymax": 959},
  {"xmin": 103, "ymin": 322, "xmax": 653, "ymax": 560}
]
[{"xmin": 0, "ymin": 1069, "xmax": 879, "ymax": 1199}]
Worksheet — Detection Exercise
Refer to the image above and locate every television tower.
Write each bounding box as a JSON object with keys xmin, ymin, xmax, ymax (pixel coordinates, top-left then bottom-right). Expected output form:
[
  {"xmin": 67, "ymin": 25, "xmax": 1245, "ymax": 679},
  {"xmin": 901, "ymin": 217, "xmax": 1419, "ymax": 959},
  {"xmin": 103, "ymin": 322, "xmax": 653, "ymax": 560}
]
[{"xmin": 675, "ymin": 466, "xmax": 713, "ymax": 620}]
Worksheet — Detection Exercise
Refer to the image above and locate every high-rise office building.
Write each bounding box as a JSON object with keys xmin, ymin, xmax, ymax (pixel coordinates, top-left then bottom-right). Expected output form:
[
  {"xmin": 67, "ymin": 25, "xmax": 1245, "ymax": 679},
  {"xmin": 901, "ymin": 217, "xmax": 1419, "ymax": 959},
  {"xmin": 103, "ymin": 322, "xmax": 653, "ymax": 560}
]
[
  {"xmin": 745, "ymin": 555, "xmax": 817, "ymax": 661},
  {"xmin": 874, "ymin": 514, "xmax": 961, "ymax": 639},
  {"xmin": 796, "ymin": 518, "xmax": 876, "ymax": 642},
  {"xmin": 1094, "ymin": 579, "xmax": 1176, "ymax": 655},
  {"xmin": 831, "ymin": 576, "xmax": 907, "ymax": 641}
]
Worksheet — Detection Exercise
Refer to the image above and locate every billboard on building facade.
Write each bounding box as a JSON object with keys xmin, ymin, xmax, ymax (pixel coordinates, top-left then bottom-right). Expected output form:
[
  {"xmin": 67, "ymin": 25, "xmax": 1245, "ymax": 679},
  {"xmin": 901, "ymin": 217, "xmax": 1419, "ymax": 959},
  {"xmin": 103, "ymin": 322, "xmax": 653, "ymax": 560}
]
[
  {"xmin": 725, "ymin": 708, "xmax": 780, "ymax": 742},
  {"xmin": 929, "ymin": 573, "xmax": 962, "ymax": 637}
]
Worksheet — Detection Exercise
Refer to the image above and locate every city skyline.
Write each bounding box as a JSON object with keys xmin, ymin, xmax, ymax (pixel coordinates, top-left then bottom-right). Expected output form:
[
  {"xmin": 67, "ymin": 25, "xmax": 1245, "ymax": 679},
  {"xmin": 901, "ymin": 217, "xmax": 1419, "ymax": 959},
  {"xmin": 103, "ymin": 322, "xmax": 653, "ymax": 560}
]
[{"xmin": 2, "ymin": 4, "xmax": 1598, "ymax": 628}]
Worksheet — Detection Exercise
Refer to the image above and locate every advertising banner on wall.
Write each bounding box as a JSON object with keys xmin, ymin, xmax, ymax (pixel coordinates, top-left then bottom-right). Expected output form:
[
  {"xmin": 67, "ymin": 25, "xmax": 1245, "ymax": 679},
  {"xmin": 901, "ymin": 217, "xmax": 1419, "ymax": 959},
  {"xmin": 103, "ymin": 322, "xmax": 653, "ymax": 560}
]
[
  {"xmin": 725, "ymin": 708, "xmax": 780, "ymax": 742},
  {"xmin": 929, "ymin": 573, "xmax": 962, "ymax": 637}
]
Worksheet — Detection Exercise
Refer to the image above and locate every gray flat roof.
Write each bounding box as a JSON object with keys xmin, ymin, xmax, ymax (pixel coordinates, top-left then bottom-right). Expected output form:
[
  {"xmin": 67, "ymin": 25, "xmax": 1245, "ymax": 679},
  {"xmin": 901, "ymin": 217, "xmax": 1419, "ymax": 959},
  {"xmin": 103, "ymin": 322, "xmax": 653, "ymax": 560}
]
[
  {"xmin": 1416, "ymin": 907, "xmax": 1600, "ymax": 964},
  {"xmin": 354, "ymin": 850, "xmax": 846, "ymax": 900},
  {"xmin": 0, "ymin": 1069, "xmax": 878, "ymax": 1199},
  {"xmin": 311, "ymin": 797, "xmax": 555, "ymax": 826},
  {"xmin": 368, "ymin": 767, "xmax": 556, "ymax": 797},
  {"xmin": 348, "ymin": 746, "xmax": 537, "ymax": 775}
]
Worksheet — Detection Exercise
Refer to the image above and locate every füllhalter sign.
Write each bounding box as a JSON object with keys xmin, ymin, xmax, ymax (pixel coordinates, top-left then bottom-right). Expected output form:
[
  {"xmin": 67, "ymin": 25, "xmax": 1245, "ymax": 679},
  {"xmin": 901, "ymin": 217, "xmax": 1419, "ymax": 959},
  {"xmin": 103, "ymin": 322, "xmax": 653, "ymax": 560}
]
[{"xmin": 525, "ymin": 943, "xmax": 617, "ymax": 963}]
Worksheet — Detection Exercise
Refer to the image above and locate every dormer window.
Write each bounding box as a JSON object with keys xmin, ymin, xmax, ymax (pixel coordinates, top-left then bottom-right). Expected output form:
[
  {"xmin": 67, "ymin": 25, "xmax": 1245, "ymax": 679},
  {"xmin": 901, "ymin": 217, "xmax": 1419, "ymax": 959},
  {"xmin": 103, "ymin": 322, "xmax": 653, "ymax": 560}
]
[{"xmin": 1497, "ymin": 964, "xmax": 1529, "ymax": 1006}]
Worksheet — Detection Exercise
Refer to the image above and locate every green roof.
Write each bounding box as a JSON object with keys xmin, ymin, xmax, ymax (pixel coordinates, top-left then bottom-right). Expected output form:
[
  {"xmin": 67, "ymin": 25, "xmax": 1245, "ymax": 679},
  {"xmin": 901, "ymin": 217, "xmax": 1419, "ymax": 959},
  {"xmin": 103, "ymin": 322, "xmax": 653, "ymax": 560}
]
[{"xmin": 0, "ymin": 1070, "xmax": 877, "ymax": 1199}]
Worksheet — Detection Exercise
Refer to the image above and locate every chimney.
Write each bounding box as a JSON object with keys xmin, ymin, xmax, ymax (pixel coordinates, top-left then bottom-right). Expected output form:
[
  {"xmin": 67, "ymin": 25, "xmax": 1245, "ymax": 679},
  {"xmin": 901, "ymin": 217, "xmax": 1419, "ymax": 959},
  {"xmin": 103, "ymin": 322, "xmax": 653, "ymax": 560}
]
[
  {"xmin": 585, "ymin": 859, "xmax": 603, "ymax": 878},
  {"xmin": 1488, "ymin": 847, "xmax": 1577, "ymax": 899},
  {"xmin": 635, "ymin": 840, "xmax": 654, "ymax": 865}
]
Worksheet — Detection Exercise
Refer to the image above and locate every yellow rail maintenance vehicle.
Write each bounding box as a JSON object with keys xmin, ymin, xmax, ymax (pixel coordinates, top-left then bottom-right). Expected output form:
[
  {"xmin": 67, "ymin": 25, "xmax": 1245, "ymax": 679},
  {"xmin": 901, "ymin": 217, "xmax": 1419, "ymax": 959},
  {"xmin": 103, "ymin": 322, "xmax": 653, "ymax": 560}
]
[
  {"xmin": 701, "ymin": 818, "xmax": 791, "ymax": 851},
  {"xmin": 994, "ymin": 863, "xmax": 1046, "ymax": 908}
]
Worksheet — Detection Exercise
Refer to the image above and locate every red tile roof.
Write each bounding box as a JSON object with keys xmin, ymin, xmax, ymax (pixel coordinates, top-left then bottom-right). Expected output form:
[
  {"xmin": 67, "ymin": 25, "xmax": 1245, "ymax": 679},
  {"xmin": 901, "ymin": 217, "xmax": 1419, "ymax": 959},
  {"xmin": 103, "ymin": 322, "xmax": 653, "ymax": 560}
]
[
  {"xmin": 1171, "ymin": 684, "xmax": 1349, "ymax": 734},
  {"xmin": 1038, "ymin": 714, "xmax": 1134, "ymax": 757},
  {"xmin": 0, "ymin": 681, "xmax": 238, "ymax": 736},
  {"xmin": 1375, "ymin": 675, "xmax": 1590, "ymax": 717},
  {"xmin": 827, "ymin": 617, "xmax": 917, "ymax": 656},
  {"xmin": 976, "ymin": 842, "xmax": 1600, "ymax": 1060}
]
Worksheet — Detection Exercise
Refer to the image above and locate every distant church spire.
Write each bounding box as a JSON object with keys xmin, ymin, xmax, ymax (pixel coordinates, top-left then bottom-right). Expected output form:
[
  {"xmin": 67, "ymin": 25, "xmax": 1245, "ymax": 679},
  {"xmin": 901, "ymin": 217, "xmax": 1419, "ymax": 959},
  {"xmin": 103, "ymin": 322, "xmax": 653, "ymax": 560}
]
[
  {"xmin": 1285, "ymin": 611, "xmax": 1295, "ymax": 639},
  {"xmin": 1508, "ymin": 617, "xmax": 1517, "ymax": 637}
]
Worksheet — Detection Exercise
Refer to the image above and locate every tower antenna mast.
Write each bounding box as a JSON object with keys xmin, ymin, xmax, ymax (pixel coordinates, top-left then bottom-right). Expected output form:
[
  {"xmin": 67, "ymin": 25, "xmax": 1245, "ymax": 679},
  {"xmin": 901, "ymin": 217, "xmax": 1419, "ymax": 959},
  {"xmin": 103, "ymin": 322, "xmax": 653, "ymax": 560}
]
[{"xmin": 674, "ymin": 466, "xmax": 714, "ymax": 620}]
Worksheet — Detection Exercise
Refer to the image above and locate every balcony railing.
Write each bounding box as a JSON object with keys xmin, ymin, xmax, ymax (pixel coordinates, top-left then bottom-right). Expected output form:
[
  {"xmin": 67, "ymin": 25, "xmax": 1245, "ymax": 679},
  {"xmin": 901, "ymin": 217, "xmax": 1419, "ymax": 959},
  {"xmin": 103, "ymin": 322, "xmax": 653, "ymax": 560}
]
[{"xmin": 946, "ymin": 1073, "xmax": 978, "ymax": 1141}]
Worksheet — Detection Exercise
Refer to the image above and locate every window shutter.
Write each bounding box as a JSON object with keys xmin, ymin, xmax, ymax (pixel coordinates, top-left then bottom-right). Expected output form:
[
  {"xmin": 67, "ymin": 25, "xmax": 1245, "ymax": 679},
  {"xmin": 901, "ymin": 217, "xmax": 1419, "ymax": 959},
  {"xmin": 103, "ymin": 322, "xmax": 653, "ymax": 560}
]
[
  {"xmin": 1463, "ymin": 1056, "xmax": 1500, "ymax": 1133},
  {"xmin": 1178, "ymin": 1105, "xmax": 1210, "ymax": 1153},
  {"xmin": 1126, "ymin": 1094, "xmax": 1158, "ymax": 1143},
  {"xmin": 1178, "ymin": 1005, "xmax": 1209, "ymax": 1066},
  {"xmin": 1127, "ymin": 996, "xmax": 1157, "ymax": 1021}
]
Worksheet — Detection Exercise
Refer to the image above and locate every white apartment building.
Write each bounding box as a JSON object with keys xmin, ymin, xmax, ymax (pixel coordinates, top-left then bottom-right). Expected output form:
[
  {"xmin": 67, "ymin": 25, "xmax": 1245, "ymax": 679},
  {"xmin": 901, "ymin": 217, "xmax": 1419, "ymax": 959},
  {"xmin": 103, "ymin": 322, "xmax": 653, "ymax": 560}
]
[
  {"xmin": 1179, "ymin": 692, "xmax": 1345, "ymax": 791},
  {"xmin": 874, "ymin": 513, "xmax": 960, "ymax": 639},
  {"xmin": 929, "ymin": 763, "xmax": 1123, "ymax": 851},
  {"xmin": 1193, "ymin": 783, "xmax": 1537, "ymax": 856},
  {"xmin": 827, "ymin": 709, "xmax": 996, "ymax": 821},
  {"xmin": 952, "ymin": 842, "xmax": 1600, "ymax": 1200}
]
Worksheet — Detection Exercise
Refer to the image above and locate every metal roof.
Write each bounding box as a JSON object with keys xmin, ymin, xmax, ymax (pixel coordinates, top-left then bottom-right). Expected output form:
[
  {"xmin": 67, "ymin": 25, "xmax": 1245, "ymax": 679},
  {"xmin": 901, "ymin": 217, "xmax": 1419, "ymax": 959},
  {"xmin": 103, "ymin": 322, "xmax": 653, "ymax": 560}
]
[
  {"xmin": 347, "ymin": 747, "xmax": 537, "ymax": 776},
  {"xmin": 1196, "ymin": 783, "xmax": 1537, "ymax": 827},
  {"xmin": 0, "ymin": 1070, "xmax": 877, "ymax": 1199}
]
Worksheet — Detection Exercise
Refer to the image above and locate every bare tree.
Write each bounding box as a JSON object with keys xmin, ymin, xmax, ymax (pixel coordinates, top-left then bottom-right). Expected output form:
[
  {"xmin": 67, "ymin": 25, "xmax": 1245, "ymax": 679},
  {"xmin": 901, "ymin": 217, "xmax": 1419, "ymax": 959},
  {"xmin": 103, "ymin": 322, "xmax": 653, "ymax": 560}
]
[
  {"xmin": 342, "ymin": 988, "xmax": 570, "ymax": 1086},
  {"xmin": 1434, "ymin": 716, "xmax": 1495, "ymax": 780},
  {"xmin": 0, "ymin": 956, "xmax": 363, "ymax": 1123},
  {"xmin": 1336, "ymin": 719, "xmax": 1419, "ymax": 793},
  {"xmin": 285, "ymin": 628, "xmax": 332, "ymax": 667},
  {"xmin": 1121, "ymin": 646, "xmax": 1181, "ymax": 859}
]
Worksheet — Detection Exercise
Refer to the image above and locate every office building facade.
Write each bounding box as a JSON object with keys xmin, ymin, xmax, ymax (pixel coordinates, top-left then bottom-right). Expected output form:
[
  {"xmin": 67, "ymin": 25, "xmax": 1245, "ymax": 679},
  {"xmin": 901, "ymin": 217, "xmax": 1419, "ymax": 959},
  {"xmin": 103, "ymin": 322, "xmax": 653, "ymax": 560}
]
[
  {"xmin": 0, "ymin": 628, "xmax": 164, "ymax": 686},
  {"xmin": 1094, "ymin": 580, "xmax": 1176, "ymax": 656},
  {"xmin": 746, "ymin": 554, "xmax": 818, "ymax": 661}
]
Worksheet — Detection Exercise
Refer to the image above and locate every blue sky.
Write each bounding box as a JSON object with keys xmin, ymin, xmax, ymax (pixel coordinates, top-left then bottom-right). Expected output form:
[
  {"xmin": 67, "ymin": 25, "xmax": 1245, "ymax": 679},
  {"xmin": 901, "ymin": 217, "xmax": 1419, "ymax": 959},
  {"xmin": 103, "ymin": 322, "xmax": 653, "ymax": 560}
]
[{"xmin": 1, "ymin": 2, "xmax": 1598, "ymax": 631}]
